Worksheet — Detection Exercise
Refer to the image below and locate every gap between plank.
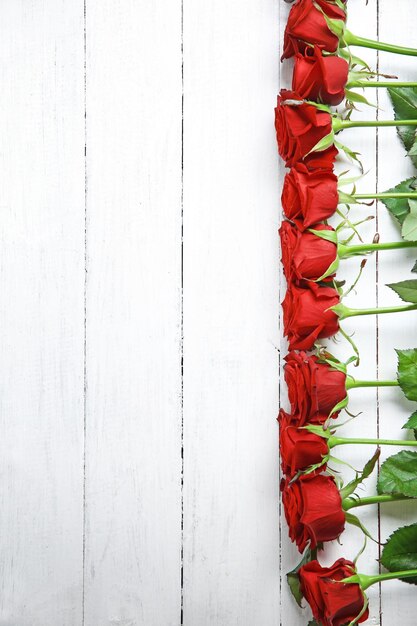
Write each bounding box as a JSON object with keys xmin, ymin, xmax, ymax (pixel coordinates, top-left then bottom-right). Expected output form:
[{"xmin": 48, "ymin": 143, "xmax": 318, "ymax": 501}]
[
  {"xmin": 82, "ymin": 0, "xmax": 88, "ymax": 624},
  {"xmin": 180, "ymin": 0, "xmax": 185, "ymax": 623}
]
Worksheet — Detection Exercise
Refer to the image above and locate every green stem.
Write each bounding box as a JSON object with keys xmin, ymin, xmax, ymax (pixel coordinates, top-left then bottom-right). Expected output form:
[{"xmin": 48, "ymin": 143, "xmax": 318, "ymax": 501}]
[
  {"xmin": 334, "ymin": 302, "xmax": 417, "ymax": 320},
  {"xmin": 349, "ymin": 81, "xmax": 417, "ymax": 88},
  {"xmin": 345, "ymin": 378, "xmax": 398, "ymax": 390},
  {"xmin": 345, "ymin": 30, "xmax": 417, "ymax": 57},
  {"xmin": 352, "ymin": 193, "xmax": 417, "ymax": 200},
  {"xmin": 329, "ymin": 435, "xmax": 417, "ymax": 448},
  {"xmin": 334, "ymin": 119, "xmax": 417, "ymax": 132},
  {"xmin": 338, "ymin": 240, "xmax": 417, "ymax": 257},
  {"xmin": 344, "ymin": 570, "xmax": 417, "ymax": 590},
  {"xmin": 343, "ymin": 494, "xmax": 410, "ymax": 511}
]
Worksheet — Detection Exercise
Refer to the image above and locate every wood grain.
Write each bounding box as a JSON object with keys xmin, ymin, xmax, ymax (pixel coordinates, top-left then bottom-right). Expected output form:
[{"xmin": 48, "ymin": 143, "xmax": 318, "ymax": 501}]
[
  {"xmin": 0, "ymin": 1, "xmax": 85, "ymax": 624},
  {"xmin": 182, "ymin": 1, "xmax": 280, "ymax": 624},
  {"xmin": 83, "ymin": 1, "xmax": 183, "ymax": 624},
  {"xmin": 0, "ymin": 1, "xmax": 416, "ymax": 624}
]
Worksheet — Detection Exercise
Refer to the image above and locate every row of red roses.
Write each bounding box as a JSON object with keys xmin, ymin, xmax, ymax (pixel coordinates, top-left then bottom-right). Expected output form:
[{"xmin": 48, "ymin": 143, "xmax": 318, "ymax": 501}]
[{"xmin": 276, "ymin": 2, "xmax": 417, "ymax": 625}]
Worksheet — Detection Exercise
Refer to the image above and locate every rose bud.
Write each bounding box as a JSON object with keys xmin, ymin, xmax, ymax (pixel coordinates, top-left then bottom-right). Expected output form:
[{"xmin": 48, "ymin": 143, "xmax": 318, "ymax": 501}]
[
  {"xmin": 275, "ymin": 90, "xmax": 333, "ymax": 168},
  {"xmin": 282, "ymin": 283, "xmax": 340, "ymax": 351},
  {"xmin": 292, "ymin": 46, "xmax": 349, "ymax": 106},
  {"xmin": 279, "ymin": 222, "xmax": 337, "ymax": 282},
  {"xmin": 282, "ymin": 0, "xmax": 347, "ymax": 60},
  {"xmin": 281, "ymin": 473, "xmax": 345, "ymax": 552},
  {"xmin": 284, "ymin": 351, "xmax": 347, "ymax": 425},
  {"xmin": 278, "ymin": 409, "xmax": 329, "ymax": 476},
  {"xmin": 299, "ymin": 559, "xmax": 369, "ymax": 626},
  {"xmin": 281, "ymin": 163, "xmax": 338, "ymax": 230}
]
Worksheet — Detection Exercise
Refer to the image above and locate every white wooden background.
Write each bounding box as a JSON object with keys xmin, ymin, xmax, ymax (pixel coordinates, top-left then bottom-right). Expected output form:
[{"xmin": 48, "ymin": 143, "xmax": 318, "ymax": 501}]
[{"xmin": 0, "ymin": 1, "xmax": 415, "ymax": 624}]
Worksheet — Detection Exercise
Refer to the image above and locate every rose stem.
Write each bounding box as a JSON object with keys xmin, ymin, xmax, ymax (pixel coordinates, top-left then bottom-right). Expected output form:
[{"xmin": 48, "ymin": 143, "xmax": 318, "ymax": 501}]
[
  {"xmin": 344, "ymin": 30, "xmax": 417, "ymax": 57},
  {"xmin": 334, "ymin": 119, "xmax": 417, "ymax": 131},
  {"xmin": 345, "ymin": 378, "xmax": 399, "ymax": 390},
  {"xmin": 329, "ymin": 435, "xmax": 417, "ymax": 448},
  {"xmin": 343, "ymin": 570, "xmax": 417, "ymax": 590},
  {"xmin": 338, "ymin": 241, "xmax": 417, "ymax": 257},
  {"xmin": 334, "ymin": 303, "xmax": 417, "ymax": 320},
  {"xmin": 351, "ymin": 193, "xmax": 417, "ymax": 200},
  {"xmin": 349, "ymin": 81, "xmax": 417, "ymax": 89},
  {"xmin": 342, "ymin": 494, "xmax": 411, "ymax": 511}
]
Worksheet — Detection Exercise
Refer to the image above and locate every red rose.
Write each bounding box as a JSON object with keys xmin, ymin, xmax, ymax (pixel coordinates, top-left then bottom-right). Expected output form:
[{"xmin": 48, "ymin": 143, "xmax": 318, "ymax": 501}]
[
  {"xmin": 275, "ymin": 90, "xmax": 333, "ymax": 167},
  {"xmin": 292, "ymin": 47, "xmax": 349, "ymax": 105},
  {"xmin": 282, "ymin": 0, "xmax": 347, "ymax": 60},
  {"xmin": 279, "ymin": 221, "xmax": 337, "ymax": 282},
  {"xmin": 304, "ymin": 144, "xmax": 339, "ymax": 171},
  {"xmin": 282, "ymin": 162, "xmax": 338, "ymax": 230},
  {"xmin": 299, "ymin": 559, "xmax": 369, "ymax": 626},
  {"xmin": 282, "ymin": 283, "xmax": 340, "ymax": 351},
  {"xmin": 281, "ymin": 473, "xmax": 345, "ymax": 552},
  {"xmin": 284, "ymin": 351, "xmax": 347, "ymax": 424},
  {"xmin": 278, "ymin": 409, "xmax": 328, "ymax": 476}
]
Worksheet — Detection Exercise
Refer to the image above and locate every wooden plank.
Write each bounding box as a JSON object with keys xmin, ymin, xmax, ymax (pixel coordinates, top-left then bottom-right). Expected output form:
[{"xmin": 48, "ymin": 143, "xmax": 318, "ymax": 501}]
[
  {"xmin": 377, "ymin": 3, "xmax": 417, "ymax": 624},
  {"xmin": 278, "ymin": 3, "xmax": 381, "ymax": 624},
  {"xmin": 83, "ymin": 1, "xmax": 183, "ymax": 624},
  {"xmin": 0, "ymin": 2, "xmax": 85, "ymax": 624},
  {"xmin": 182, "ymin": 1, "xmax": 280, "ymax": 623}
]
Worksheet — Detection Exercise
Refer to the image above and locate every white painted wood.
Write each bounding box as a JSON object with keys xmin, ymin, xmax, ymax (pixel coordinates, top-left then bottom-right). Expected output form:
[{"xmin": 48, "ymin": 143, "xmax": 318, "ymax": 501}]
[
  {"xmin": 182, "ymin": 1, "xmax": 280, "ymax": 624},
  {"xmin": 1, "ymin": 1, "xmax": 416, "ymax": 624},
  {"xmin": 278, "ymin": 4, "xmax": 382, "ymax": 625},
  {"xmin": 0, "ymin": 1, "xmax": 85, "ymax": 624},
  {"xmin": 84, "ymin": 2, "xmax": 183, "ymax": 625},
  {"xmin": 376, "ymin": 5, "xmax": 417, "ymax": 624}
]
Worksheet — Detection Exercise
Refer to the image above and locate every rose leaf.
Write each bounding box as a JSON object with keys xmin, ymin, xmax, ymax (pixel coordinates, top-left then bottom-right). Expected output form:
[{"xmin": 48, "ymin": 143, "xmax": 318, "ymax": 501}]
[
  {"xmin": 401, "ymin": 200, "xmax": 417, "ymax": 241},
  {"xmin": 387, "ymin": 280, "xmax": 417, "ymax": 304},
  {"xmin": 388, "ymin": 86, "xmax": 417, "ymax": 167},
  {"xmin": 380, "ymin": 177, "xmax": 417, "ymax": 227},
  {"xmin": 286, "ymin": 548, "xmax": 315, "ymax": 607},
  {"xmin": 381, "ymin": 523, "xmax": 417, "ymax": 584},
  {"xmin": 396, "ymin": 348, "xmax": 417, "ymax": 400},
  {"xmin": 403, "ymin": 410, "xmax": 417, "ymax": 430},
  {"xmin": 377, "ymin": 450, "xmax": 417, "ymax": 497}
]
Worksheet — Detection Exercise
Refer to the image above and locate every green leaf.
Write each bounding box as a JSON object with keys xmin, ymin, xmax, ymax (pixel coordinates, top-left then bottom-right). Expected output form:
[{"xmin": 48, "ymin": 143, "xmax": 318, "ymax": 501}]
[
  {"xmin": 306, "ymin": 100, "xmax": 332, "ymax": 114},
  {"xmin": 388, "ymin": 279, "xmax": 417, "ymax": 303},
  {"xmin": 334, "ymin": 140, "xmax": 363, "ymax": 171},
  {"xmin": 344, "ymin": 89, "xmax": 376, "ymax": 108},
  {"xmin": 316, "ymin": 257, "xmax": 340, "ymax": 282},
  {"xmin": 409, "ymin": 133, "xmax": 417, "ymax": 157},
  {"xmin": 339, "ymin": 48, "xmax": 370, "ymax": 70},
  {"xmin": 340, "ymin": 449, "xmax": 380, "ymax": 500},
  {"xmin": 345, "ymin": 512, "xmax": 376, "ymax": 542},
  {"xmin": 381, "ymin": 524, "xmax": 417, "ymax": 584},
  {"xmin": 307, "ymin": 621, "xmax": 320, "ymax": 626},
  {"xmin": 309, "ymin": 131, "xmax": 335, "ymax": 155},
  {"xmin": 338, "ymin": 190, "xmax": 356, "ymax": 205},
  {"xmin": 377, "ymin": 450, "xmax": 417, "ymax": 497},
  {"xmin": 397, "ymin": 348, "xmax": 417, "ymax": 400},
  {"xmin": 308, "ymin": 228, "xmax": 338, "ymax": 244},
  {"xmin": 402, "ymin": 200, "xmax": 417, "ymax": 241},
  {"xmin": 381, "ymin": 178, "xmax": 417, "ymax": 227},
  {"xmin": 403, "ymin": 410, "xmax": 417, "ymax": 430},
  {"xmin": 388, "ymin": 87, "xmax": 417, "ymax": 167},
  {"xmin": 286, "ymin": 548, "xmax": 315, "ymax": 607},
  {"xmin": 323, "ymin": 14, "xmax": 346, "ymax": 38}
]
